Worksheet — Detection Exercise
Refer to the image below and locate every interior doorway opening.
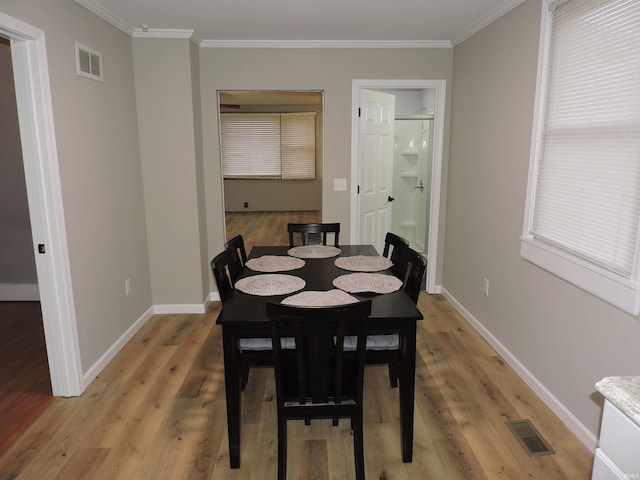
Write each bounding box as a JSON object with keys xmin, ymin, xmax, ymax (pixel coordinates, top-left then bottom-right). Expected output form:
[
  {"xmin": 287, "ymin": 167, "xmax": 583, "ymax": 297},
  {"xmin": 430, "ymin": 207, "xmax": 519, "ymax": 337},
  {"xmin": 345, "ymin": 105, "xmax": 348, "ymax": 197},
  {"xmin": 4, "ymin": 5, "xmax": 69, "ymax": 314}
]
[
  {"xmin": 218, "ymin": 90, "xmax": 324, "ymax": 248},
  {"xmin": 351, "ymin": 80, "xmax": 446, "ymax": 294}
]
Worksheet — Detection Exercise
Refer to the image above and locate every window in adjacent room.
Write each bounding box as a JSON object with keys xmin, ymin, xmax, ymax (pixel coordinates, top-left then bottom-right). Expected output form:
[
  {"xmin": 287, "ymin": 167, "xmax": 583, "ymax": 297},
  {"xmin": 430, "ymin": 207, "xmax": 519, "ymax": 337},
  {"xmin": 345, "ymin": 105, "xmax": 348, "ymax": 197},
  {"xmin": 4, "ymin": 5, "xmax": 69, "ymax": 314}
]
[
  {"xmin": 521, "ymin": 0, "xmax": 640, "ymax": 314},
  {"xmin": 220, "ymin": 112, "xmax": 316, "ymax": 180}
]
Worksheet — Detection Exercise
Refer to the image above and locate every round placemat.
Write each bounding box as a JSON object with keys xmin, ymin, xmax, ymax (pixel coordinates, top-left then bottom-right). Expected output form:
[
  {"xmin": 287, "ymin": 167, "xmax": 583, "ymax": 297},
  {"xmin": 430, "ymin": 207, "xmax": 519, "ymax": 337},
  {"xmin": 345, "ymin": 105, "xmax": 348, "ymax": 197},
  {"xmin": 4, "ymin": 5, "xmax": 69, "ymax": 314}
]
[
  {"xmin": 282, "ymin": 289, "xmax": 359, "ymax": 306},
  {"xmin": 333, "ymin": 272, "xmax": 402, "ymax": 294},
  {"xmin": 335, "ymin": 255, "xmax": 393, "ymax": 272},
  {"xmin": 287, "ymin": 245, "xmax": 342, "ymax": 258},
  {"xmin": 235, "ymin": 274, "xmax": 305, "ymax": 296},
  {"xmin": 245, "ymin": 255, "xmax": 305, "ymax": 272}
]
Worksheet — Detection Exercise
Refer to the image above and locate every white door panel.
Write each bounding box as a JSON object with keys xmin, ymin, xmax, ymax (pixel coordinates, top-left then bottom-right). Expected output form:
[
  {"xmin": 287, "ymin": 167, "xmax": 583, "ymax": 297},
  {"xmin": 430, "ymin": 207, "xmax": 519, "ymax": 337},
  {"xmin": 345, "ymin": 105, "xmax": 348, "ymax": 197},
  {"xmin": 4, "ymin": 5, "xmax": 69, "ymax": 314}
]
[{"xmin": 358, "ymin": 89, "xmax": 395, "ymax": 254}]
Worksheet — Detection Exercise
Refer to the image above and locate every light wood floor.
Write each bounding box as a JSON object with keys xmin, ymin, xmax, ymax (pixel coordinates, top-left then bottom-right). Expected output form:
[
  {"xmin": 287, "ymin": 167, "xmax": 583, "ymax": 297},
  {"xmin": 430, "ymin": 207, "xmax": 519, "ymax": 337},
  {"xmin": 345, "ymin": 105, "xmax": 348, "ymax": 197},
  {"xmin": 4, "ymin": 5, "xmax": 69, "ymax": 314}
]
[
  {"xmin": 0, "ymin": 211, "xmax": 594, "ymax": 478},
  {"xmin": 225, "ymin": 210, "xmax": 321, "ymax": 252},
  {"xmin": 0, "ymin": 300, "xmax": 593, "ymax": 479}
]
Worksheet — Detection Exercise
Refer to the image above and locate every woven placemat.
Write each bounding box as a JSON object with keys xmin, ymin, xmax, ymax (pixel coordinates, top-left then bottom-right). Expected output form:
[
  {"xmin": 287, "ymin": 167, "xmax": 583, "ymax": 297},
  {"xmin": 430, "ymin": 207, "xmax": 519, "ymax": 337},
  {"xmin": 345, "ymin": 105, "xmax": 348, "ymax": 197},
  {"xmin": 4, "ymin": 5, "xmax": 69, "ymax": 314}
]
[
  {"xmin": 245, "ymin": 255, "xmax": 305, "ymax": 272},
  {"xmin": 335, "ymin": 255, "xmax": 393, "ymax": 272},
  {"xmin": 287, "ymin": 245, "xmax": 341, "ymax": 258},
  {"xmin": 282, "ymin": 289, "xmax": 359, "ymax": 306},
  {"xmin": 333, "ymin": 272, "xmax": 402, "ymax": 294},
  {"xmin": 235, "ymin": 274, "xmax": 305, "ymax": 296}
]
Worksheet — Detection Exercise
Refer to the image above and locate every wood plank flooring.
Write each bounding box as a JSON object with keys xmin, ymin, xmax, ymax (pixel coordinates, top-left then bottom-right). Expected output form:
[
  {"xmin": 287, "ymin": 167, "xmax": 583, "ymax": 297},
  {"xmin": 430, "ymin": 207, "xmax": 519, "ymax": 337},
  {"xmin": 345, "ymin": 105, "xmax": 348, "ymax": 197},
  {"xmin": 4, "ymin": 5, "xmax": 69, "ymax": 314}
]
[
  {"xmin": 225, "ymin": 210, "xmax": 320, "ymax": 252},
  {"xmin": 0, "ymin": 294, "xmax": 593, "ymax": 479},
  {"xmin": 0, "ymin": 211, "xmax": 594, "ymax": 478},
  {"xmin": 0, "ymin": 302, "xmax": 52, "ymax": 457}
]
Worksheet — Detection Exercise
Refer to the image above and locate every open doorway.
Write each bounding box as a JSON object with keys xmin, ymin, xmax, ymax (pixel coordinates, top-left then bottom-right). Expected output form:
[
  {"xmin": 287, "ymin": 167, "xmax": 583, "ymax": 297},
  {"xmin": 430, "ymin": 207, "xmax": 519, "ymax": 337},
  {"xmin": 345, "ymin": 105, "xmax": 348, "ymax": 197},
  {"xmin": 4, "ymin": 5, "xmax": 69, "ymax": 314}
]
[
  {"xmin": 0, "ymin": 12, "xmax": 83, "ymax": 399},
  {"xmin": 351, "ymin": 80, "xmax": 446, "ymax": 294},
  {"xmin": 0, "ymin": 35, "xmax": 53, "ymax": 456},
  {"xmin": 218, "ymin": 90, "xmax": 324, "ymax": 249}
]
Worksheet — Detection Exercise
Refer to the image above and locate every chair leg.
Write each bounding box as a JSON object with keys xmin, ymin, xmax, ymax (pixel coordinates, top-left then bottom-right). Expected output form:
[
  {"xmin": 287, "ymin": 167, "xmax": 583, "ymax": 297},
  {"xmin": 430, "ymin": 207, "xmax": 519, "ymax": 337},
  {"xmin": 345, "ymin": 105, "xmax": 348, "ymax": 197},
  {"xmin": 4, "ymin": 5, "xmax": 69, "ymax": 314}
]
[
  {"xmin": 352, "ymin": 413, "xmax": 365, "ymax": 480},
  {"xmin": 278, "ymin": 416, "xmax": 287, "ymax": 480},
  {"xmin": 388, "ymin": 358, "xmax": 399, "ymax": 388},
  {"xmin": 240, "ymin": 362, "xmax": 250, "ymax": 391}
]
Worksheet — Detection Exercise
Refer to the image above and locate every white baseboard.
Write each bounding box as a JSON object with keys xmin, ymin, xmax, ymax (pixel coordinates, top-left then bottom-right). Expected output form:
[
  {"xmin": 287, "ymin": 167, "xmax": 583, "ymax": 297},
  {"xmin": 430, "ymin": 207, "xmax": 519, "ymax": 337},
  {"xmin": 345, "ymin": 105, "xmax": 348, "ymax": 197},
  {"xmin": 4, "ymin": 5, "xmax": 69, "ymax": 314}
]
[
  {"xmin": 82, "ymin": 305, "xmax": 154, "ymax": 389},
  {"xmin": 0, "ymin": 283, "xmax": 40, "ymax": 301},
  {"xmin": 439, "ymin": 287, "xmax": 598, "ymax": 451},
  {"xmin": 153, "ymin": 304, "xmax": 205, "ymax": 314}
]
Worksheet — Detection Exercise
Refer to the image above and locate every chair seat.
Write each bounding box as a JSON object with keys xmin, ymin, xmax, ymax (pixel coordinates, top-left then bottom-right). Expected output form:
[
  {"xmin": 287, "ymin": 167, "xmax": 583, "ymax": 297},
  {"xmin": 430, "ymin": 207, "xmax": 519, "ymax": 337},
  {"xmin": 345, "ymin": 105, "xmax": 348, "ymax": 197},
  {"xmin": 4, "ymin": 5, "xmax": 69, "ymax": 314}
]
[
  {"xmin": 344, "ymin": 334, "xmax": 399, "ymax": 351},
  {"xmin": 240, "ymin": 337, "xmax": 295, "ymax": 351}
]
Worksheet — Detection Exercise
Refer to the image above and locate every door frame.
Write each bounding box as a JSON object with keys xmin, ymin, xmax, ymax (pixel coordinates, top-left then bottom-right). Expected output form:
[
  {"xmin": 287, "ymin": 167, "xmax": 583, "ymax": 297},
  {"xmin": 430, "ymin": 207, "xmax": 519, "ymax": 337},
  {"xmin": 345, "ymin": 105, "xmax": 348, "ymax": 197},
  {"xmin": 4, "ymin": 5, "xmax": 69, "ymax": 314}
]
[
  {"xmin": 350, "ymin": 79, "xmax": 446, "ymax": 294},
  {"xmin": 1, "ymin": 13, "xmax": 83, "ymax": 396}
]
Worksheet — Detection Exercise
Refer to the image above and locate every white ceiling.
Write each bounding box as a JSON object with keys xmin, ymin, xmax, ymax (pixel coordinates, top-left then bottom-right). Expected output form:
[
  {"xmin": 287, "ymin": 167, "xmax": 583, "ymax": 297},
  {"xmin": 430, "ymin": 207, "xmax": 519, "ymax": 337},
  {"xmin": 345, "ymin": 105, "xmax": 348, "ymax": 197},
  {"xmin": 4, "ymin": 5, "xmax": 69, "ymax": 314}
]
[{"xmin": 75, "ymin": 0, "xmax": 526, "ymax": 47}]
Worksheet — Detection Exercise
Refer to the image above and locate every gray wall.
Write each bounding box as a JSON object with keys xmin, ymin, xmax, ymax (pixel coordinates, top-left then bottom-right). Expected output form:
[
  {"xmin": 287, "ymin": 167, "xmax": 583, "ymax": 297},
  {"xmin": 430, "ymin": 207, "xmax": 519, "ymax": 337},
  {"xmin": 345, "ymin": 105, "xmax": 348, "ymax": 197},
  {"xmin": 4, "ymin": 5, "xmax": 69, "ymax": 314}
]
[
  {"xmin": 200, "ymin": 47, "xmax": 454, "ymax": 293},
  {"xmin": 0, "ymin": 38, "xmax": 38, "ymax": 294},
  {"xmin": 133, "ymin": 38, "xmax": 207, "ymax": 306},
  {"xmin": 446, "ymin": 0, "xmax": 640, "ymax": 440},
  {"xmin": 1, "ymin": 0, "xmax": 152, "ymax": 372}
]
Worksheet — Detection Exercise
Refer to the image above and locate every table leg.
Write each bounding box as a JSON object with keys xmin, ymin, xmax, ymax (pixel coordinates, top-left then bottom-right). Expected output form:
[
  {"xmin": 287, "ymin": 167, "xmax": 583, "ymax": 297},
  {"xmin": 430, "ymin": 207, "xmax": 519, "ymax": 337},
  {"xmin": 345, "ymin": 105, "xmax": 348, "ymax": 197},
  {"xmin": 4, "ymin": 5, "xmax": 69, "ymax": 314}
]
[
  {"xmin": 222, "ymin": 327, "xmax": 241, "ymax": 468},
  {"xmin": 399, "ymin": 321, "xmax": 416, "ymax": 463}
]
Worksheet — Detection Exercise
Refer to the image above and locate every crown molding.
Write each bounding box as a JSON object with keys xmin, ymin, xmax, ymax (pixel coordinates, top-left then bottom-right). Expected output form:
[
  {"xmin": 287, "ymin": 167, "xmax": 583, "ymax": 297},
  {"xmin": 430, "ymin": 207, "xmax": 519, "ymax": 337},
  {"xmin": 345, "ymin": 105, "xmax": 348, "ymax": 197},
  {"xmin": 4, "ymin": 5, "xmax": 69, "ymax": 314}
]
[
  {"xmin": 452, "ymin": 0, "xmax": 526, "ymax": 46},
  {"xmin": 198, "ymin": 39, "xmax": 452, "ymax": 49},
  {"xmin": 133, "ymin": 28, "xmax": 195, "ymax": 39},
  {"xmin": 74, "ymin": 0, "xmax": 135, "ymax": 36}
]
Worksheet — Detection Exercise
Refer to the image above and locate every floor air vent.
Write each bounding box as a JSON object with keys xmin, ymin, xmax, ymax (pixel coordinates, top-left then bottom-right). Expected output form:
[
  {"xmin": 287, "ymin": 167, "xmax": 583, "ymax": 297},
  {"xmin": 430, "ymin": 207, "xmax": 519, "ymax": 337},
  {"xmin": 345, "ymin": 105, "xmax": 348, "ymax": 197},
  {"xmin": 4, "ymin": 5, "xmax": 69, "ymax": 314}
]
[{"xmin": 506, "ymin": 419, "xmax": 555, "ymax": 457}]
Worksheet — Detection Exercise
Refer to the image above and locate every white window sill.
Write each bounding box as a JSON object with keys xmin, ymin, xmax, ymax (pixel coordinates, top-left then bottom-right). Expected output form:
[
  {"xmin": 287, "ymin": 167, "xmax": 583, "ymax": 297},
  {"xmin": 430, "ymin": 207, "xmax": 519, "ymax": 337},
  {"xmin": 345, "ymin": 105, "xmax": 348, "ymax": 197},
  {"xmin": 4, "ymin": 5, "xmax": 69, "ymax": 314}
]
[{"xmin": 520, "ymin": 236, "xmax": 640, "ymax": 316}]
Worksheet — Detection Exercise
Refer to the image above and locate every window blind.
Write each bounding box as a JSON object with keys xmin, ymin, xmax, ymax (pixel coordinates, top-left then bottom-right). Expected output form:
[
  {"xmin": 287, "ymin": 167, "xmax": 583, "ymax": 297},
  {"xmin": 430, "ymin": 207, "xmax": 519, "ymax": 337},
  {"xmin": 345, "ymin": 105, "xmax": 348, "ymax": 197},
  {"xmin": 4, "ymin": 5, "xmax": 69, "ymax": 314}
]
[
  {"xmin": 530, "ymin": 0, "xmax": 640, "ymax": 277},
  {"xmin": 220, "ymin": 112, "xmax": 316, "ymax": 180},
  {"xmin": 281, "ymin": 112, "xmax": 316, "ymax": 180}
]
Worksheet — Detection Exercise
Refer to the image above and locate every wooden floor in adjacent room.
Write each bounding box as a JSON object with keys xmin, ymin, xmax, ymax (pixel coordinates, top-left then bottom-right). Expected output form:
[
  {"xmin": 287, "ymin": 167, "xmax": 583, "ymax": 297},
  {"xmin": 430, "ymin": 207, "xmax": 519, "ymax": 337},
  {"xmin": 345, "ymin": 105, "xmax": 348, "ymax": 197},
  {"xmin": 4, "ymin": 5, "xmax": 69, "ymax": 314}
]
[
  {"xmin": 225, "ymin": 210, "xmax": 321, "ymax": 252},
  {"xmin": 0, "ymin": 301, "xmax": 53, "ymax": 458},
  {"xmin": 0, "ymin": 293, "xmax": 593, "ymax": 479}
]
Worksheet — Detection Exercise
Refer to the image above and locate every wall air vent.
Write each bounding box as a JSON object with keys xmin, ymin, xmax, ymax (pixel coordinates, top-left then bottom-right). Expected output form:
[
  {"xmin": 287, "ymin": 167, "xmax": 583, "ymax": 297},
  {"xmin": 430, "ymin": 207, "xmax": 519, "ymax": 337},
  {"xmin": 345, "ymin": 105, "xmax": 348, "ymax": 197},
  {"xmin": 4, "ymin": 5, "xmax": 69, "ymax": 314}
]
[{"xmin": 75, "ymin": 42, "xmax": 103, "ymax": 82}]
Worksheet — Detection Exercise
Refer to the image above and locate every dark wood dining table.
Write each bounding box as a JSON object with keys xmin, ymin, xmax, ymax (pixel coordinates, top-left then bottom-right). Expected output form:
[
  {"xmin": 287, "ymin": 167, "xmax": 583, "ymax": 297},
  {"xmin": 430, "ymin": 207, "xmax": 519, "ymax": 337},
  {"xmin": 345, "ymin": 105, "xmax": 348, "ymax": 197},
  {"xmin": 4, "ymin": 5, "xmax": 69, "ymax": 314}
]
[{"xmin": 215, "ymin": 244, "xmax": 423, "ymax": 468}]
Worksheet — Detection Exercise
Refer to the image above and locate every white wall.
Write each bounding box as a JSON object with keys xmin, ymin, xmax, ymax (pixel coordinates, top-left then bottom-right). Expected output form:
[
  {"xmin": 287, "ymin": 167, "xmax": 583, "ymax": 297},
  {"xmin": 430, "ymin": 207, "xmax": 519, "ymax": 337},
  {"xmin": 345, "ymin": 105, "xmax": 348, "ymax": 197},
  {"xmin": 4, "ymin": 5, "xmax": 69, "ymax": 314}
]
[{"xmin": 446, "ymin": 0, "xmax": 640, "ymax": 445}]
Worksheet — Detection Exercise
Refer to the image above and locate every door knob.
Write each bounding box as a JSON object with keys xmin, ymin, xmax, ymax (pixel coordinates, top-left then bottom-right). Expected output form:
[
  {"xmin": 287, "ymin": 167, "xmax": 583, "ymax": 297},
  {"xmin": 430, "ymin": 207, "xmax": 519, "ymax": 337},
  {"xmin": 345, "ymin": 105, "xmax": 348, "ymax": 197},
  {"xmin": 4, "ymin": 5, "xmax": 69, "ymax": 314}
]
[{"xmin": 388, "ymin": 196, "xmax": 395, "ymax": 202}]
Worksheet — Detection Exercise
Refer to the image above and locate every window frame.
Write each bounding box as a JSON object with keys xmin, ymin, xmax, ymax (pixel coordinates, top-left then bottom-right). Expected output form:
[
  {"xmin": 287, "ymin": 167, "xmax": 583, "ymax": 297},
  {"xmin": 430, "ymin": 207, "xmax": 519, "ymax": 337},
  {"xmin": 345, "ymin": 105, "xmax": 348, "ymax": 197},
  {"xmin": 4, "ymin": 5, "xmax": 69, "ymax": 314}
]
[{"xmin": 521, "ymin": 0, "xmax": 640, "ymax": 315}]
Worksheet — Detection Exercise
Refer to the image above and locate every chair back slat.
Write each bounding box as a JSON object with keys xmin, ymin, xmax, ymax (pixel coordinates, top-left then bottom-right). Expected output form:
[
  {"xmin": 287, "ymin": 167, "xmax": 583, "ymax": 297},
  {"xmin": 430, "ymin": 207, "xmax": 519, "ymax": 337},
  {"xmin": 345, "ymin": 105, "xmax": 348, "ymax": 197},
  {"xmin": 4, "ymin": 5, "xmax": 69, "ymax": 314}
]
[
  {"xmin": 211, "ymin": 249, "xmax": 235, "ymax": 304},
  {"xmin": 287, "ymin": 223, "xmax": 340, "ymax": 247},
  {"xmin": 225, "ymin": 235, "xmax": 247, "ymax": 282},
  {"xmin": 383, "ymin": 232, "xmax": 410, "ymax": 279},
  {"xmin": 402, "ymin": 248, "xmax": 427, "ymax": 304},
  {"xmin": 267, "ymin": 300, "xmax": 371, "ymax": 408}
]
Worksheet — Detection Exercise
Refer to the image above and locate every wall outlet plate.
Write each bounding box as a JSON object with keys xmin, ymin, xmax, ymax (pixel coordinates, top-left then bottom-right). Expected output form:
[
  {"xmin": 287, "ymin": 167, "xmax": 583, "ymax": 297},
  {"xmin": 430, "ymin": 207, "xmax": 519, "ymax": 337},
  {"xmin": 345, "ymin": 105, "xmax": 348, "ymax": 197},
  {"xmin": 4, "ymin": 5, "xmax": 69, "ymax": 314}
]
[{"xmin": 334, "ymin": 178, "xmax": 347, "ymax": 191}]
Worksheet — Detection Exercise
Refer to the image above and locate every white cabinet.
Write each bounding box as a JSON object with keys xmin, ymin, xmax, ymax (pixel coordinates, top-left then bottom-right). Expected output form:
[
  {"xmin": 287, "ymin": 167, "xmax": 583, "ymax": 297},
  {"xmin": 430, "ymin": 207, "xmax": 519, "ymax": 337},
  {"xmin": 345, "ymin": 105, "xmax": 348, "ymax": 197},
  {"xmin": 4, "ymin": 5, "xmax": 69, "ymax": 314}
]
[{"xmin": 592, "ymin": 400, "xmax": 640, "ymax": 480}]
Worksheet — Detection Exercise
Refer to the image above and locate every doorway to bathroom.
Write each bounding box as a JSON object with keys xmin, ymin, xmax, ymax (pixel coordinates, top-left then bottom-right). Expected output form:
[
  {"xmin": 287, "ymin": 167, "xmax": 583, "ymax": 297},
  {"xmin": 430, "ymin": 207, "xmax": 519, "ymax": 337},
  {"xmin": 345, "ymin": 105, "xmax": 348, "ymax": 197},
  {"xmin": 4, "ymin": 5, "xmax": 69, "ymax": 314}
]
[{"xmin": 351, "ymin": 80, "xmax": 446, "ymax": 294}]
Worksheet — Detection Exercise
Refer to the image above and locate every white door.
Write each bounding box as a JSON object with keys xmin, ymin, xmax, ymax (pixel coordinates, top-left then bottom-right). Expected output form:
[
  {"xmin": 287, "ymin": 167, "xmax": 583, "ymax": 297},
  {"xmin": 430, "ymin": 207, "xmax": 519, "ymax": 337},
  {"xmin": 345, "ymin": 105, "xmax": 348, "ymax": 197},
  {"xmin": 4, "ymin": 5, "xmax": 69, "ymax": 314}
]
[{"xmin": 357, "ymin": 89, "xmax": 395, "ymax": 254}]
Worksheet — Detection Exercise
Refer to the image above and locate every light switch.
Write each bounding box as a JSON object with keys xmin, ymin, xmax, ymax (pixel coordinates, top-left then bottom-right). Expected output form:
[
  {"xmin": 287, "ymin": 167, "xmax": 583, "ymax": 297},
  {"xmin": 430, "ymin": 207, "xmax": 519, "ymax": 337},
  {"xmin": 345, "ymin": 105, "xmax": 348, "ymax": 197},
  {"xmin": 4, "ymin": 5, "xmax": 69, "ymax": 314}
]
[{"xmin": 334, "ymin": 178, "xmax": 347, "ymax": 191}]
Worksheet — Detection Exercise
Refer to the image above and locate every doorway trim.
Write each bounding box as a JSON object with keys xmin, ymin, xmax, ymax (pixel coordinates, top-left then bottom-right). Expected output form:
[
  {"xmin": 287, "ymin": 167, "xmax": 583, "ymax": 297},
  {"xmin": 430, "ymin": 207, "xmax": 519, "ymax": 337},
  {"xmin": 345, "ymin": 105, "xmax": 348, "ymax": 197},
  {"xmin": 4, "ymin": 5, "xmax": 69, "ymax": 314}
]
[
  {"xmin": 350, "ymin": 79, "xmax": 446, "ymax": 294},
  {"xmin": 1, "ymin": 13, "xmax": 83, "ymax": 396}
]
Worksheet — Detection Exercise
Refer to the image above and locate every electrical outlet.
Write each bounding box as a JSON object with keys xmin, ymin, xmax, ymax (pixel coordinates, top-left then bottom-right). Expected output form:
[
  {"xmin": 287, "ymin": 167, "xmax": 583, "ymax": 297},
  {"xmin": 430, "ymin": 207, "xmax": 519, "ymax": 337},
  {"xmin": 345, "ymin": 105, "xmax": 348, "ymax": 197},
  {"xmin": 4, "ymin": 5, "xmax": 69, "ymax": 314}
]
[
  {"xmin": 333, "ymin": 178, "xmax": 347, "ymax": 191},
  {"xmin": 243, "ymin": 202, "xmax": 248, "ymax": 208},
  {"xmin": 125, "ymin": 278, "xmax": 132, "ymax": 296},
  {"xmin": 483, "ymin": 278, "xmax": 489, "ymax": 297}
]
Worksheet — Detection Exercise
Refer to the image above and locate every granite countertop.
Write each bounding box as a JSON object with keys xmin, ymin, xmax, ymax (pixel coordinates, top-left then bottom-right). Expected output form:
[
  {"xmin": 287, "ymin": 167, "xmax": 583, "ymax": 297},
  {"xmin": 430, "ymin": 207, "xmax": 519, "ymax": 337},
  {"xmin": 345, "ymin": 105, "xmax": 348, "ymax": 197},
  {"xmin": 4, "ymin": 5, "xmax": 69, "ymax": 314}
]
[{"xmin": 596, "ymin": 376, "xmax": 640, "ymax": 427}]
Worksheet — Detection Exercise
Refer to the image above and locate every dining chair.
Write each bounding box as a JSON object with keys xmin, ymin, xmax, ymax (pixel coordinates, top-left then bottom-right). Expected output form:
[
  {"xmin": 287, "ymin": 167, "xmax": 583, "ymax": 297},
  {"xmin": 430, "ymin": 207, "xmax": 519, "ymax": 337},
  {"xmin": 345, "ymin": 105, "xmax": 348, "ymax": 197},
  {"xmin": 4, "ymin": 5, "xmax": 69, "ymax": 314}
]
[
  {"xmin": 383, "ymin": 232, "xmax": 410, "ymax": 279},
  {"xmin": 211, "ymin": 249, "xmax": 273, "ymax": 390},
  {"xmin": 349, "ymin": 247, "xmax": 426, "ymax": 388},
  {"xmin": 266, "ymin": 300, "xmax": 372, "ymax": 480},
  {"xmin": 225, "ymin": 234, "xmax": 247, "ymax": 282},
  {"xmin": 287, "ymin": 222, "xmax": 340, "ymax": 247}
]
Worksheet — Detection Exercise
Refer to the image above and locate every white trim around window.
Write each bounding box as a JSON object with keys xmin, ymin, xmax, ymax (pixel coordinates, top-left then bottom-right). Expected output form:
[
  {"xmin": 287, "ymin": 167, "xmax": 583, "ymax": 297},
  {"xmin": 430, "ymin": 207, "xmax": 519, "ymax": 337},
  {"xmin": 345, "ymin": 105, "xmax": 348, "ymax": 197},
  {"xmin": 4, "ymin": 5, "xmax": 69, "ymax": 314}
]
[{"xmin": 521, "ymin": 0, "xmax": 640, "ymax": 315}]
